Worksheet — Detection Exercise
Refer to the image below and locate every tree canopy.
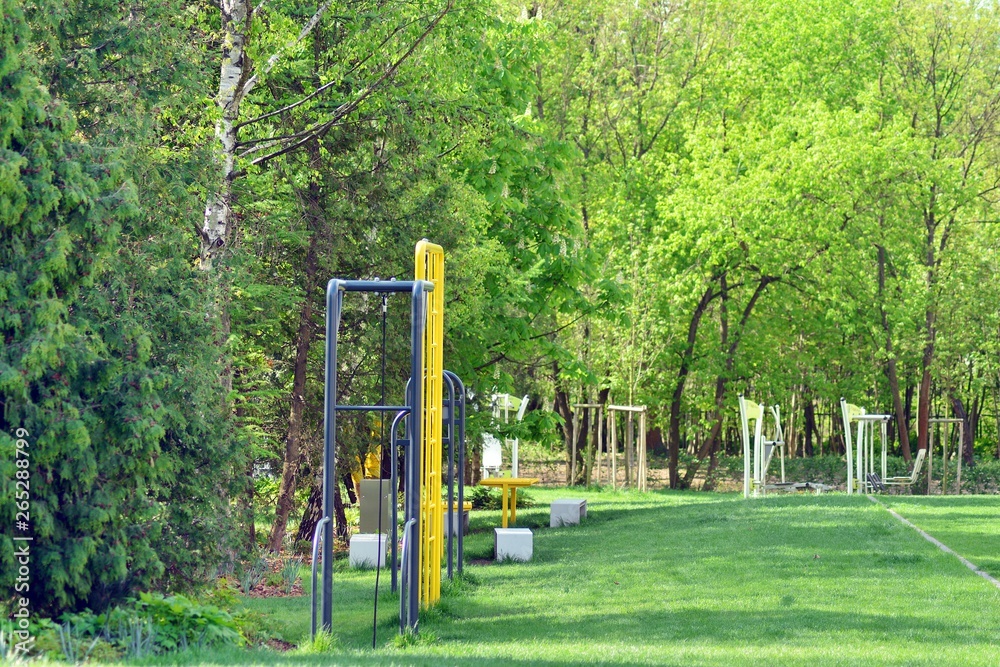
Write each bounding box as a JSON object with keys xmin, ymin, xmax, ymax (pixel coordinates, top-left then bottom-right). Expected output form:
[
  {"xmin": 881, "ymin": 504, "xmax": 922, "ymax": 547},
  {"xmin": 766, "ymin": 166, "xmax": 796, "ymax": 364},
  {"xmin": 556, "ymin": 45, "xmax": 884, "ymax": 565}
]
[{"xmin": 3, "ymin": 0, "xmax": 1000, "ymax": 615}]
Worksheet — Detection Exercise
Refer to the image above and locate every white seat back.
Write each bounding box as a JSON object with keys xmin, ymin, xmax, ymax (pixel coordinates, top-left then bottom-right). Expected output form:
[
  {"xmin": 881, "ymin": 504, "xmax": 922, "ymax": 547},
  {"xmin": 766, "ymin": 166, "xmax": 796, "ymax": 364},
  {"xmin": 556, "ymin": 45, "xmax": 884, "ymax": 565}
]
[
  {"xmin": 482, "ymin": 433, "xmax": 503, "ymax": 477},
  {"xmin": 908, "ymin": 448, "xmax": 927, "ymax": 483}
]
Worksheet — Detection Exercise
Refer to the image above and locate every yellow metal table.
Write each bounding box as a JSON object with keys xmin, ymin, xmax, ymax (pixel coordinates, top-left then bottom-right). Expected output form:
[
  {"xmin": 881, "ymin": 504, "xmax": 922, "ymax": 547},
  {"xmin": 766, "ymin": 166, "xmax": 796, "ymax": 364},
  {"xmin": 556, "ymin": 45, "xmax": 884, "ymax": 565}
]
[{"xmin": 478, "ymin": 477, "xmax": 540, "ymax": 528}]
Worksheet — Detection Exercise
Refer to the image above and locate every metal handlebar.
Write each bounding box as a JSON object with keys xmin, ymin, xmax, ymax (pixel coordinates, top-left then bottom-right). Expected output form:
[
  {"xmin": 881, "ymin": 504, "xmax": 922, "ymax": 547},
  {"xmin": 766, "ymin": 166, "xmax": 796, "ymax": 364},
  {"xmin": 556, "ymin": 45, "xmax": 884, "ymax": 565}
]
[
  {"xmin": 310, "ymin": 516, "xmax": 332, "ymax": 639},
  {"xmin": 399, "ymin": 518, "xmax": 417, "ymax": 634}
]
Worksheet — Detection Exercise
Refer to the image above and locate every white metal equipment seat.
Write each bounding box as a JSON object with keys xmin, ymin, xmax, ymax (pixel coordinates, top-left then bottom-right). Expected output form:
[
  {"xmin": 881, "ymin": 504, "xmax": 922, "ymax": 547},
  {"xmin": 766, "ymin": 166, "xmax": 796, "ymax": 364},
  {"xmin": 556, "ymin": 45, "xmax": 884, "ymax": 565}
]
[
  {"xmin": 867, "ymin": 448, "xmax": 926, "ymax": 491},
  {"xmin": 887, "ymin": 447, "xmax": 927, "ymax": 486}
]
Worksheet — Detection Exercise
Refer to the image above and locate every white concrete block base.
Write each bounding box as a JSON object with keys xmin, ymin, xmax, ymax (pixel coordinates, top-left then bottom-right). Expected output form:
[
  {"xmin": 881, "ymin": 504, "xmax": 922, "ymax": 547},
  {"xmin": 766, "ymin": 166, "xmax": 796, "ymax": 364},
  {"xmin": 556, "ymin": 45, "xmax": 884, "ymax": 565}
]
[
  {"xmin": 550, "ymin": 498, "xmax": 587, "ymax": 527},
  {"xmin": 349, "ymin": 533, "xmax": 387, "ymax": 568},
  {"xmin": 494, "ymin": 528, "xmax": 533, "ymax": 562},
  {"xmin": 444, "ymin": 509, "xmax": 470, "ymax": 538}
]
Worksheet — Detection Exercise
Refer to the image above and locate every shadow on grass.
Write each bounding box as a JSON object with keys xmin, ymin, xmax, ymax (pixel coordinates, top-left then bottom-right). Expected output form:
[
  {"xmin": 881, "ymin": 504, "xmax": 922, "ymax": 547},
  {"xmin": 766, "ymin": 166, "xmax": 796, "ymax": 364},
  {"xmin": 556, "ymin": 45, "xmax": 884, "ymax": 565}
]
[
  {"xmin": 191, "ymin": 492, "xmax": 999, "ymax": 665},
  {"xmin": 137, "ymin": 645, "xmax": 663, "ymax": 667}
]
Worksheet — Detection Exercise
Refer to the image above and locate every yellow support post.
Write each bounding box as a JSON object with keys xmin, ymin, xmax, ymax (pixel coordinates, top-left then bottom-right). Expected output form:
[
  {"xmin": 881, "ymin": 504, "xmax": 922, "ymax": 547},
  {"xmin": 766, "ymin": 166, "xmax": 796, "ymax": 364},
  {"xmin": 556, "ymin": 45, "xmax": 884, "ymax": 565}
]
[{"xmin": 415, "ymin": 240, "xmax": 444, "ymax": 608}]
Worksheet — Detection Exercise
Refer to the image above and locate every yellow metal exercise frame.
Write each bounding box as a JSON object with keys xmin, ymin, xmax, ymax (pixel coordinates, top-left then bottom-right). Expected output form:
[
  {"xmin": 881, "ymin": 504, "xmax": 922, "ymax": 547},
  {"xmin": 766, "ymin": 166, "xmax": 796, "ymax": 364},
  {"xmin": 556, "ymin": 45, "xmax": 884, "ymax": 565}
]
[{"xmin": 415, "ymin": 240, "xmax": 444, "ymax": 608}]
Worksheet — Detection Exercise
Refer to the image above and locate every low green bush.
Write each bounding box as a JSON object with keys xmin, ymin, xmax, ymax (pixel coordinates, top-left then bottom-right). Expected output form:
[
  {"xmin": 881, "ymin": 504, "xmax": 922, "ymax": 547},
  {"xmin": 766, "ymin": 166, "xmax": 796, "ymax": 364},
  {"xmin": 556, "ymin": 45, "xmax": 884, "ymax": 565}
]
[
  {"xmin": 961, "ymin": 458, "xmax": 1000, "ymax": 494},
  {"xmin": 701, "ymin": 453, "xmax": 1000, "ymax": 493},
  {"xmin": 25, "ymin": 593, "xmax": 243, "ymax": 661},
  {"xmin": 467, "ymin": 485, "xmax": 535, "ymax": 510}
]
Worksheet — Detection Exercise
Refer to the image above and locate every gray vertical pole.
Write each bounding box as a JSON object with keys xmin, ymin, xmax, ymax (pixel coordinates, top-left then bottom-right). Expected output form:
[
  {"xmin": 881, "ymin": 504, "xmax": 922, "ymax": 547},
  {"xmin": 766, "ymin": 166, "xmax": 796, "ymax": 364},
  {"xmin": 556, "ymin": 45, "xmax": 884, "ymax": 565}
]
[
  {"xmin": 389, "ymin": 410, "xmax": 407, "ymax": 594},
  {"xmin": 403, "ymin": 282, "xmax": 426, "ymax": 632},
  {"xmin": 445, "ymin": 371, "xmax": 466, "ymax": 575},
  {"xmin": 321, "ymin": 280, "xmax": 342, "ymax": 632},
  {"xmin": 443, "ymin": 374, "xmax": 456, "ymax": 581}
]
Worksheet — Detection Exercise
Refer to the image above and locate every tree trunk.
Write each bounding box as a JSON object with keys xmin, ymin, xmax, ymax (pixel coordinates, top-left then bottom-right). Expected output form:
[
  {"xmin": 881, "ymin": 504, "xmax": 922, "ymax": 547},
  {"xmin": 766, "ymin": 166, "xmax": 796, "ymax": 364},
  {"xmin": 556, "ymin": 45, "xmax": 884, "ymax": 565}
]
[
  {"xmin": 949, "ymin": 394, "xmax": 975, "ymax": 467},
  {"xmin": 877, "ymin": 244, "xmax": 913, "ymax": 462},
  {"xmin": 553, "ymin": 361, "xmax": 574, "ymax": 482},
  {"xmin": 803, "ymin": 391, "xmax": 816, "ymax": 457},
  {"xmin": 682, "ymin": 275, "xmax": 774, "ymax": 487},
  {"xmin": 266, "ymin": 166, "xmax": 322, "ymax": 552},
  {"xmin": 917, "ymin": 198, "xmax": 943, "ymax": 454},
  {"xmin": 667, "ymin": 285, "xmax": 716, "ymax": 488},
  {"xmin": 295, "ymin": 473, "xmax": 349, "ymax": 543},
  {"xmin": 201, "ymin": 0, "xmax": 253, "ymax": 270},
  {"xmin": 574, "ymin": 395, "xmax": 590, "ymax": 485},
  {"xmin": 295, "ymin": 480, "xmax": 322, "ymax": 545}
]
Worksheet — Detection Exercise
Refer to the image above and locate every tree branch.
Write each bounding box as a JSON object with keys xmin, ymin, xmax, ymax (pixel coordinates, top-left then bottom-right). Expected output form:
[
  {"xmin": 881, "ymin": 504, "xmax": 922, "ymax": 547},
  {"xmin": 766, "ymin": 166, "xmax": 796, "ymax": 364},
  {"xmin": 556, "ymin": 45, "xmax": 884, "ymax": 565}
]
[
  {"xmin": 241, "ymin": 0, "xmax": 335, "ymax": 99},
  {"xmin": 246, "ymin": 0, "xmax": 454, "ymax": 169}
]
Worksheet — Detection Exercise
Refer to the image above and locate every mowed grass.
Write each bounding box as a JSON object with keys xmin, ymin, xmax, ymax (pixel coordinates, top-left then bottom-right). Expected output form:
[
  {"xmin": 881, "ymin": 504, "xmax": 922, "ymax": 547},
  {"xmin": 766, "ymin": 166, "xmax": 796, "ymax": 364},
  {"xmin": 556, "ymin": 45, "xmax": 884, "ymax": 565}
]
[
  {"xmin": 882, "ymin": 495, "xmax": 1000, "ymax": 577},
  {"xmin": 132, "ymin": 489, "xmax": 999, "ymax": 666}
]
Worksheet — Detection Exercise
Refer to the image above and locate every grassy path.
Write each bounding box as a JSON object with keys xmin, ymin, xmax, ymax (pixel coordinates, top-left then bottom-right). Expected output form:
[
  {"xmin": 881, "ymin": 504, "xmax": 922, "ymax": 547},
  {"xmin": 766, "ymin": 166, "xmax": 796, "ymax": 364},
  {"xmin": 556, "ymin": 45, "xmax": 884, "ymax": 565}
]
[
  {"xmin": 137, "ymin": 490, "xmax": 999, "ymax": 666},
  {"xmin": 881, "ymin": 495, "xmax": 1000, "ymax": 578}
]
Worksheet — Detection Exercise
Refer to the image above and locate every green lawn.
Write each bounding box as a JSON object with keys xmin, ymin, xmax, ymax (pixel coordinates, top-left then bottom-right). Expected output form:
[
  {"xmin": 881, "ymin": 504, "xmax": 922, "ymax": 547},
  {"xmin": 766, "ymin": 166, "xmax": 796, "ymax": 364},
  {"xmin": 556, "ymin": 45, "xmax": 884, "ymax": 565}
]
[
  {"xmin": 130, "ymin": 489, "xmax": 998, "ymax": 666},
  {"xmin": 882, "ymin": 495, "xmax": 1000, "ymax": 578}
]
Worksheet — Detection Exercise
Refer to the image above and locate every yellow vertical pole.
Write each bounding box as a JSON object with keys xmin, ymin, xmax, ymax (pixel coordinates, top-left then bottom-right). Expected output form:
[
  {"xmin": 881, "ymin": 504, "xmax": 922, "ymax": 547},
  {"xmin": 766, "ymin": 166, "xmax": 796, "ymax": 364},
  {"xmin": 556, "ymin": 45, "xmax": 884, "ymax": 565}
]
[{"xmin": 415, "ymin": 239, "xmax": 444, "ymax": 608}]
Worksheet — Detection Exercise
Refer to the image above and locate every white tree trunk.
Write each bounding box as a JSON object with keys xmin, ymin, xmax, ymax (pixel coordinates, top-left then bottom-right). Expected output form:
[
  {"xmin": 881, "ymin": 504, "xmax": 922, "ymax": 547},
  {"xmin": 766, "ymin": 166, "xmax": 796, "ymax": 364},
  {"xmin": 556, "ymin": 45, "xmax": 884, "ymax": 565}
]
[{"xmin": 200, "ymin": 0, "xmax": 252, "ymax": 270}]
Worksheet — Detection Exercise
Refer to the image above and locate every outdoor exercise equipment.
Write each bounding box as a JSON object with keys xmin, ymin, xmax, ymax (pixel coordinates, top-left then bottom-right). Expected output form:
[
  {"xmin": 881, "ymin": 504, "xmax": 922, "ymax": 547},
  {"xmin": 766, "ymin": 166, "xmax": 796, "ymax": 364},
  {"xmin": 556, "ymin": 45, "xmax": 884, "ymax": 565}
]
[
  {"xmin": 840, "ymin": 399, "xmax": 898, "ymax": 494},
  {"xmin": 481, "ymin": 393, "xmax": 529, "ymax": 478},
  {"xmin": 740, "ymin": 396, "xmax": 780, "ymax": 497},
  {"xmin": 880, "ymin": 448, "xmax": 926, "ymax": 490},
  {"xmin": 605, "ymin": 405, "xmax": 647, "ymax": 491},
  {"xmin": 928, "ymin": 417, "xmax": 964, "ymax": 495},
  {"xmin": 740, "ymin": 396, "xmax": 827, "ymax": 497},
  {"xmin": 311, "ymin": 240, "xmax": 468, "ymax": 640}
]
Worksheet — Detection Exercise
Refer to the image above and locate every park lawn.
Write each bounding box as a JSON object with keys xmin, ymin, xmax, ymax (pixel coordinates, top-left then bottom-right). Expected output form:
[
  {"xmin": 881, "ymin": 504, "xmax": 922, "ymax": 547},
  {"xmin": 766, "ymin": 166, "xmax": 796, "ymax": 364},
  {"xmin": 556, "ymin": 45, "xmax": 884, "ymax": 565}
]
[
  {"xmin": 125, "ymin": 489, "xmax": 998, "ymax": 667},
  {"xmin": 882, "ymin": 495, "xmax": 1000, "ymax": 577}
]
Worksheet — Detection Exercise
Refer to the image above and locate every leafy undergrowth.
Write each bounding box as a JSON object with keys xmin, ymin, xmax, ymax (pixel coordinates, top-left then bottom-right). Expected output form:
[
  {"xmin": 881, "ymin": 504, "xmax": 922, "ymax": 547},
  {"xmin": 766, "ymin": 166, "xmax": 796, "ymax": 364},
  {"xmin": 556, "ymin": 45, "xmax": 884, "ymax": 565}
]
[{"xmin": 73, "ymin": 489, "xmax": 999, "ymax": 666}]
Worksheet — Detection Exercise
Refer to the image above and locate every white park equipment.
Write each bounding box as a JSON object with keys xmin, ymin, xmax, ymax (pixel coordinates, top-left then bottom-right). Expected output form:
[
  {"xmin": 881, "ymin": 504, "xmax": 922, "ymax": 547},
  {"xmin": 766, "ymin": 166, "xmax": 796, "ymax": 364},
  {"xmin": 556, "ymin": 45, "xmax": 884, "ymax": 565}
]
[
  {"xmin": 740, "ymin": 396, "xmax": 785, "ymax": 497},
  {"xmin": 840, "ymin": 398, "xmax": 926, "ymax": 494},
  {"xmin": 740, "ymin": 396, "xmax": 827, "ymax": 497},
  {"xmin": 481, "ymin": 393, "xmax": 529, "ymax": 478}
]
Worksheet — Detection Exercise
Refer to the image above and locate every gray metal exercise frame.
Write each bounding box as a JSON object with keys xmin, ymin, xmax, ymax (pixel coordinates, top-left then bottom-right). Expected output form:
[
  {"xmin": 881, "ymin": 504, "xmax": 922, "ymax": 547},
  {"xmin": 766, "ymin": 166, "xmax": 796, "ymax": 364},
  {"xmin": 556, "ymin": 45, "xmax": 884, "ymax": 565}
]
[
  {"xmin": 388, "ymin": 372, "xmax": 467, "ymax": 594},
  {"xmin": 314, "ymin": 279, "xmax": 428, "ymax": 638},
  {"xmin": 311, "ymin": 278, "xmax": 467, "ymax": 639}
]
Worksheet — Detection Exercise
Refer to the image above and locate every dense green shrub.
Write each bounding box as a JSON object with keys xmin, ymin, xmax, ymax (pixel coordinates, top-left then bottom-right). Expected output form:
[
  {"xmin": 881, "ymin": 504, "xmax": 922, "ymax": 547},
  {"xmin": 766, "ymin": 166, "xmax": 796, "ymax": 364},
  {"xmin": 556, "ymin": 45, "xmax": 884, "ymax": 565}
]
[
  {"xmin": 467, "ymin": 485, "xmax": 535, "ymax": 509},
  {"xmin": 960, "ymin": 458, "xmax": 1000, "ymax": 494},
  {"xmin": 703, "ymin": 453, "xmax": 1000, "ymax": 493},
  {"xmin": 0, "ymin": 0, "xmax": 242, "ymax": 616}
]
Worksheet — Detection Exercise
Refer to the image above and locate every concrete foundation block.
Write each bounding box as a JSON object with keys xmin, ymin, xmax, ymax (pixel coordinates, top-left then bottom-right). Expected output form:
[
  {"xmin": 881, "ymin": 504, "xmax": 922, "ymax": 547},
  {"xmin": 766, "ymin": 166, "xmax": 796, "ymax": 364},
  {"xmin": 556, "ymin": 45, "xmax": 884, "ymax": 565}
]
[
  {"xmin": 550, "ymin": 498, "xmax": 587, "ymax": 527},
  {"xmin": 494, "ymin": 528, "xmax": 533, "ymax": 562},
  {"xmin": 349, "ymin": 533, "xmax": 387, "ymax": 568},
  {"xmin": 443, "ymin": 509, "xmax": 470, "ymax": 538}
]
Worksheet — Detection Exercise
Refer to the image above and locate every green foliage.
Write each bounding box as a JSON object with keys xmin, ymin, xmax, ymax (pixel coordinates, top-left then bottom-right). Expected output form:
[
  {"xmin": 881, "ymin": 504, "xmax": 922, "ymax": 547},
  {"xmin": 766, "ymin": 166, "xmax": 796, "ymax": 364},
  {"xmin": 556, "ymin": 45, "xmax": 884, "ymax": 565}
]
[
  {"xmin": 280, "ymin": 557, "xmax": 303, "ymax": 594},
  {"xmin": 961, "ymin": 458, "xmax": 1000, "ymax": 495},
  {"xmin": 466, "ymin": 486, "xmax": 535, "ymax": 510},
  {"xmin": 134, "ymin": 592, "xmax": 242, "ymax": 652},
  {"xmin": 0, "ymin": 0, "xmax": 242, "ymax": 617},
  {"xmin": 0, "ymin": 0, "xmax": 124, "ymax": 614},
  {"xmin": 237, "ymin": 552, "xmax": 269, "ymax": 595},
  {"xmin": 391, "ymin": 628, "xmax": 439, "ymax": 649},
  {"xmin": 24, "ymin": 594, "xmax": 241, "ymax": 661},
  {"xmin": 293, "ymin": 630, "xmax": 340, "ymax": 654}
]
